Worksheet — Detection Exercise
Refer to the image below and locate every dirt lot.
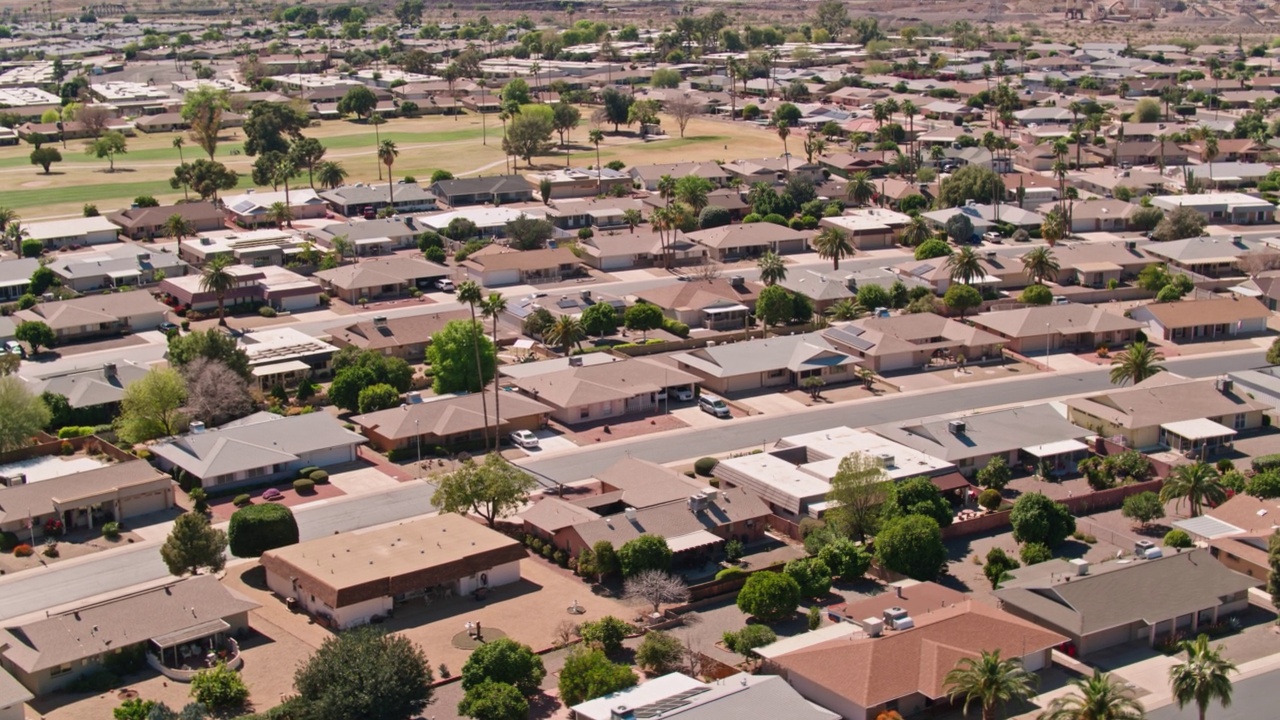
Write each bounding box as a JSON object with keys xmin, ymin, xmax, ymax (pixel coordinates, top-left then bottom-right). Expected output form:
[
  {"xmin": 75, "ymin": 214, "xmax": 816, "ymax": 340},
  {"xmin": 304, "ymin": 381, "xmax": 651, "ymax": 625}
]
[
  {"xmin": 0, "ymin": 527, "xmax": 146, "ymax": 576},
  {"xmin": 2, "ymin": 111, "xmax": 784, "ymax": 220}
]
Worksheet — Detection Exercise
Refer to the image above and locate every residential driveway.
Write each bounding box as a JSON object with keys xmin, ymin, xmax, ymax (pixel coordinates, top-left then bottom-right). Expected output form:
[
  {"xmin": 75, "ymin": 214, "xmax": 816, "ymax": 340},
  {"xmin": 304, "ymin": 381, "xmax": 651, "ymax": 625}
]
[
  {"xmin": 736, "ymin": 392, "xmax": 809, "ymax": 415},
  {"xmin": 1045, "ymin": 353, "xmax": 1102, "ymax": 372},
  {"xmin": 671, "ymin": 405, "xmax": 738, "ymax": 429},
  {"xmin": 527, "ymin": 429, "xmax": 578, "ymax": 454},
  {"xmin": 329, "ymin": 466, "xmax": 403, "ymax": 495}
]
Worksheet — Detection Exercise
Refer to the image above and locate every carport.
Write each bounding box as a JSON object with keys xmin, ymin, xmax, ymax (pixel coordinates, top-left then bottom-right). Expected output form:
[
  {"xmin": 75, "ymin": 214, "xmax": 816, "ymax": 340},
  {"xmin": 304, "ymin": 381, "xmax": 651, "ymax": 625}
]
[{"xmin": 1159, "ymin": 418, "xmax": 1235, "ymax": 458}]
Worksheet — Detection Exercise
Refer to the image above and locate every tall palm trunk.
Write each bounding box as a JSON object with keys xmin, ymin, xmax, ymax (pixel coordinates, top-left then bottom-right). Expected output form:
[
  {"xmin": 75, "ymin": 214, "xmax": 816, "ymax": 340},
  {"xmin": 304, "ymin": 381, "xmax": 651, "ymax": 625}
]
[{"xmin": 491, "ymin": 314, "xmax": 502, "ymax": 448}]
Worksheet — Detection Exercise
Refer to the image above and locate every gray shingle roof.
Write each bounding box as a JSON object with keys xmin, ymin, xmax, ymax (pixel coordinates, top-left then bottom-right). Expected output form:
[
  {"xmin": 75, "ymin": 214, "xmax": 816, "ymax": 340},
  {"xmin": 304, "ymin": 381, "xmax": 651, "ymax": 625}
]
[{"xmin": 149, "ymin": 412, "xmax": 365, "ymax": 479}]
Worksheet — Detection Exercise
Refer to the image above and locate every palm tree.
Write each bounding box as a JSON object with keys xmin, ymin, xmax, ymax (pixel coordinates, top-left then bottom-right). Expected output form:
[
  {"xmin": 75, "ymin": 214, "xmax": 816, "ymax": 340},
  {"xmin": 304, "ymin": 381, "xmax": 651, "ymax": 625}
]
[
  {"xmin": 163, "ymin": 214, "xmax": 194, "ymax": 257},
  {"xmin": 456, "ymin": 280, "xmax": 491, "ymax": 450},
  {"xmin": 826, "ymin": 299, "xmax": 865, "ymax": 321},
  {"xmin": 1040, "ymin": 207, "xmax": 1067, "ymax": 247},
  {"xmin": 776, "ymin": 121, "xmax": 791, "ymax": 174},
  {"xmin": 943, "ymin": 650, "xmax": 1038, "ymax": 720},
  {"xmin": 1161, "ymin": 462, "xmax": 1226, "ymax": 517},
  {"xmin": 1169, "ymin": 634, "xmax": 1237, "ymax": 720},
  {"xmin": 1108, "ymin": 340, "xmax": 1165, "ymax": 386},
  {"xmin": 0, "ymin": 207, "xmax": 15, "ymax": 234},
  {"xmin": 316, "ymin": 161, "xmax": 348, "ymax": 191},
  {"xmin": 199, "ymin": 254, "xmax": 236, "ymax": 326},
  {"xmin": 1202, "ymin": 134, "xmax": 1219, "ymax": 188},
  {"xmin": 588, "ymin": 129, "xmax": 605, "ymax": 193},
  {"xmin": 480, "ymin": 292, "xmax": 508, "ymax": 447},
  {"xmin": 545, "ymin": 314, "xmax": 586, "ymax": 357},
  {"xmin": 622, "ymin": 208, "xmax": 642, "ymax": 231},
  {"xmin": 901, "ymin": 215, "xmax": 932, "ymax": 247},
  {"xmin": 1021, "ymin": 247, "xmax": 1060, "ymax": 286},
  {"xmin": 757, "ymin": 251, "xmax": 787, "ymax": 286},
  {"xmin": 947, "ymin": 247, "xmax": 984, "ymax": 285},
  {"xmin": 377, "ymin": 140, "xmax": 399, "ymax": 207},
  {"xmin": 369, "ymin": 113, "xmax": 385, "ymax": 180},
  {"xmin": 812, "ymin": 227, "xmax": 854, "ymax": 271},
  {"xmin": 901, "ymin": 100, "xmax": 918, "ymax": 178},
  {"xmin": 266, "ymin": 201, "xmax": 292, "ymax": 231},
  {"xmin": 172, "ymin": 137, "xmax": 189, "ymax": 201},
  {"xmin": 1039, "ymin": 671, "xmax": 1145, "ymax": 720},
  {"xmin": 846, "ymin": 171, "xmax": 876, "ymax": 206}
]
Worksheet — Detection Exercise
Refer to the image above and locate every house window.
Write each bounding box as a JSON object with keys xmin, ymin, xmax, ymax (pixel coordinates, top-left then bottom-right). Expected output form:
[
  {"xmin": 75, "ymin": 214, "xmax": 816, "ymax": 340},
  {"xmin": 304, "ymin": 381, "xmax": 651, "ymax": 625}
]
[
  {"xmin": 1234, "ymin": 413, "xmax": 1246, "ymax": 430},
  {"xmin": 579, "ymin": 408, "xmax": 590, "ymax": 420},
  {"xmin": 51, "ymin": 663, "xmax": 74, "ymax": 677},
  {"xmin": 767, "ymin": 369, "xmax": 786, "ymax": 378}
]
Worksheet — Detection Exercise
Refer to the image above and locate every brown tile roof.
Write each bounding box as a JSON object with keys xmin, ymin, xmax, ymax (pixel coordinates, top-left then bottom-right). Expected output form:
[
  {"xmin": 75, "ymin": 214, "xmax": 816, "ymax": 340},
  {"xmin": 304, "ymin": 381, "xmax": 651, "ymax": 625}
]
[
  {"xmin": 518, "ymin": 497, "xmax": 601, "ymax": 534},
  {"xmin": 463, "ymin": 247, "xmax": 578, "ymax": 272},
  {"xmin": 828, "ymin": 580, "xmax": 966, "ymax": 620},
  {"xmin": 637, "ymin": 278, "xmax": 761, "ymax": 312},
  {"xmin": 506, "ymin": 357, "xmax": 700, "ymax": 409},
  {"xmin": 594, "ymin": 457, "xmax": 706, "ymax": 508},
  {"xmin": 0, "ymin": 460, "xmax": 168, "ymax": 524},
  {"xmin": 1137, "ymin": 297, "xmax": 1269, "ymax": 329},
  {"xmin": 327, "ymin": 309, "xmax": 476, "ymax": 352},
  {"xmin": 567, "ymin": 487, "xmax": 770, "ymax": 549},
  {"xmin": 1065, "ymin": 376, "xmax": 1271, "ymax": 429},
  {"xmin": 771, "ymin": 601, "xmax": 1066, "ymax": 707},
  {"xmin": 350, "ymin": 391, "xmax": 553, "ymax": 441},
  {"xmin": 1204, "ymin": 494, "xmax": 1280, "ymax": 535},
  {"xmin": 0, "ymin": 575, "xmax": 259, "ymax": 673},
  {"xmin": 260, "ymin": 514, "xmax": 528, "ymax": 609}
]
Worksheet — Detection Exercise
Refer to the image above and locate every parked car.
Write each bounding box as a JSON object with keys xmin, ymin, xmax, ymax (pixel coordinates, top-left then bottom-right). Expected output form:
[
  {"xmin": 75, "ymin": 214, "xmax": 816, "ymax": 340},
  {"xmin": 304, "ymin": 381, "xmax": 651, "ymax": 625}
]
[
  {"xmin": 510, "ymin": 430, "xmax": 540, "ymax": 449},
  {"xmin": 4, "ymin": 340, "xmax": 23, "ymax": 357},
  {"xmin": 982, "ymin": 232, "xmax": 1003, "ymax": 244},
  {"xmin": 673, "ymin": 387, "xmax": 695, "ymax": 402},
  {"xmin": 435, "ymin": 278, "xmax": 455, "ymax": 292},
  {"xmin": 698, "ymin": 396, "xmax": 731, "ymax": 418},
  {"xmin": 158, "ymin": 321, "xmax": 179, "ymax": 334}
]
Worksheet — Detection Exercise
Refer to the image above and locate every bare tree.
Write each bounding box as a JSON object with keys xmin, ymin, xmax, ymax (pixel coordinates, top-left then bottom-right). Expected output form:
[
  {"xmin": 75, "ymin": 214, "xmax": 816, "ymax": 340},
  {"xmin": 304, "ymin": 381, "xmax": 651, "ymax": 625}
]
[
  {"xmin": 666, "ymin": 95, "xmax": 701, "ymax": 138},
  {"xmin": 690, "ymin": 255, "xmax": 722, "ymax": 282},
  {"xmin": 1238, "ymin": 250, "xmax": 1280, "ymax": 277},
  {"xmin": 553, "ymin": 620, "xmax": 580, "ymax": 648},
  {"xmin": 77, "ymin": 105, "xmax": 111, "ymax": 138},
  {"xmin": 181, "ymin": 358, "xmax": 254, "ymax": 427},
  {"xmin": 624, "ymin": 570, "xmax": 690, "ymax": 615}
]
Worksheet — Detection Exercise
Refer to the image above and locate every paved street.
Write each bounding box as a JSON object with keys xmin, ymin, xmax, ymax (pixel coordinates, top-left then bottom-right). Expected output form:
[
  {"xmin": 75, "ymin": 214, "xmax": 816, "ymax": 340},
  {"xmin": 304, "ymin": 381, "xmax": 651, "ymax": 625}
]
[
  {"xmin": 0, "ymin": 481, "xmax": 438, "ymax": 622},
  {"xmin": 1147, "ymin": 667, "xmax": 1278, "ymax": 719},
  {"xmin": 519, "ymin": 349, "xmax": 1269, "ymax": 483}
]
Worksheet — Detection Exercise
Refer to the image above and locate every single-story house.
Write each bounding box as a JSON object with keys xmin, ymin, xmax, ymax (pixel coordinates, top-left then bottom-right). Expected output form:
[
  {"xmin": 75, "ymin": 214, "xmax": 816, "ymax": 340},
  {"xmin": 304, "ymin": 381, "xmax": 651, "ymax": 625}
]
[
  {"xmin": 0, "ymin": 459, "xmax": 174, "ymax": 539},
  {"xmin": 318, "ymin": 182, "xmax": 437, "ymax": 216},
  {"xmin": 969, "ymin": 304, "xmax": 1145, "ymax": 354},
  {"xmin": 238, "ymin": 328, "xmax": 340, "ymax": 386},
  {"xmin": 462, "ymin": 247, "xmax": 579, "ymax": 287},
  {"xmin": 818, "ymin": 209, "xmax": 912, "ymax": 251},
  {"xmin": 260, "ymin": 513, "xmax": 526, "ymax": 629},
  {"xmin": 683, "ymin": 223, "xmax": 813, "ymax": 261},
  {"xmin": 22, "ymin": 360, "xmax": 150, "ymax": 421},
  {"xmin": 768, "ymin": 601, "xmax": 1066, "ymax": 720},
  {"xmin": 1142, "ymin": 236, "xmax": 1274, "ymax": 279},
  {"xmin": 48, "ymin": 245, "xmax": 189, "ymax": 293},
  {"xmin": 0, "ymin": 259, "xmax": 39, "ymax": 302},
  {"xmin": 1170, "ymin": 495, "xmax": 1280, "ymax": 580},
  {"xmin": 577, "ymin": 228, "xmax": 705, "ymax": 271},
  {"xmin": 159, "ymin": 265, "xmax": 321, "ymax": 314},
  {"xmin": 823, "ymin": 314, "xmax": 1005, "ymax": 372},
  {"xmin": 672, "ymin": 332, "xmax": 861, "ymax": 395},
  {"xmin": 106, "ymin": 201, "xmax": 225, "ymax": 241},
  {"xmin": 1129, "ymin": 297, "xmax": 1269, "ymax": 343},
  {"xmin": 634, "ymin": 277, "xmax": 762, "ymax": 330},
  {"xmin": 1050, "ymin": 240, "xmax": 1152, "ymax": 286},
  {"xmin": 429, "ymin": 176, "xmax": 535, "ymax": 207},
  {"xmin": 629, "ymin": 162, "xmax": 731, "ymax": 190},
  {"xmin": 350, "ymin": 391, "xmax": 553, "ymax": 452},
  {"xmin": 995, "ymin": 550, "xmax": 1258, "ymax": 656},
  {"xmin": 24, "ymin": 216, "xmax": 120, "ymax": 250},
  {"xmin": 720, "ymin": 157, "xmax": 824, "ymax": 185},
  {"xmin": 327, "ymin": 310, "xmax": 511, "ymax": 362},
  {"xmin": 222, "ymin": 189, "xmax": 328, "ymax": 228},
  {"xmin": 0, "ymin": 667, "xmax": 32, "ymax": 720},
  {"xmin": 571, "ymin": 673, "xmax": 837, "ymax": 720},
  {"xmin": 148, "ymin": 411, "xmax": 366, "ymax": 490},
  {"xmin": 0, "ymin": 575, "xmax": 257, "ymax": 694},
  {"xmin": 1065, "ymin": 374, "xmax": 1270, "ymax": 452},
  {"xmin": 311, "ymin": 256, "xmax": 449, "ymax": 303},
  {"xmin": 306, "ymin": 217, "xmax": 424, "ymax": 256},
  {"xmin": 529, "ymin": 168, "xmax": 632, "ymax": 198},
  {"xmin": 502, "ymin": 355, "xmax": 701, "ymax": 425},
  {"xmin": 1150, "ymin": 193, "xmax": 1274, "ymax": 226},
  {"xmin": 13, "ymin": 291, "xmax": 169, "ymax": 344}
]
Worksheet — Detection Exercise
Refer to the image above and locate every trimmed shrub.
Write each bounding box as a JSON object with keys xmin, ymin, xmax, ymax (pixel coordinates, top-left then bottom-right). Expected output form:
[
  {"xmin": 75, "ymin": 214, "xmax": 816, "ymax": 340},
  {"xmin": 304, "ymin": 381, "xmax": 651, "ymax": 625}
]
[
  {"xmin": 661, "ymin": 317, "xmax": 690, "ymax": 338},
  {"xmin": 57, "ymin": 426, "xmax": 95, "ymax": 439},
  {"xmin": 259, "ymin": 306, "xmax": 278, "ymax": 318},
  {"xmin": 13, "ymin": 544, "xmax": 33, "ymax": 557},
  {"xmin": 102, "ymin": 521, "xmax": 121, "ymax": 540},
  {"xmin": 0, "ymin": 531, "xmax": 18, "ymax": 552},
  {"xmin": 228, "ymin": 503, "xmax": 300, "ymax": 558},
  {"xmin": 1164, "ymin": 529, "xmax": 1193, "ymax": 549},
  {"xmin": 298, "ymin": 466, "xmax": 321, "ymax": 478},
  {"xmin": 715, "ymin": 566, "xmax": 747, "ymax": 581},
  {"xmin": 1019, "ymin": 542, "xmax": 1053, "ymax": 565},
  {"xmin": 1252, "ymin": 454, "xmax": 1280, "ymax": 473},
  {"xmin": 293, "ymin": 478, "xmax": 316, "ymax": 493},
  {"xmin": 694, "ymin": 457, "xmax": 719, "ymax": 476},
  {"xmin": 309, "ymin": 470, "xmax": 329, "ymax": 484},
  {"xmin": 977, "ymin": 488, "xmax": 1003, "ymax": 511},
  {"xmin": 232, "ymin": 494, "xmax": 252, "ymax": 507}
]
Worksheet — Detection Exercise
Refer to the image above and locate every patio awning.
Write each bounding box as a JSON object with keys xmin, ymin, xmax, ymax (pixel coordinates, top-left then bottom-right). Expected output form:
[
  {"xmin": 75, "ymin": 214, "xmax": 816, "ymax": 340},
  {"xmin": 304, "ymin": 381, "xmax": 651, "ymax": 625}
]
[
  {"xmin": 1172, "ymin": 515, "xmax": 1246, "ymax": 541},
  {"xmin": 929, "ymin": 471, "xmax": 973, "ymax": 493},
  {"xmin": 355, "ymin": 237, "xmax": 395, "ymax": 246},
  {"xmin": 1022, "ymin": 439, "xmax": 1090, "ymax": 458},
  {"xmin": 107, "ymin": 269, "xmax": 142, "ymax": 279},
  {"xmin": 703, "ymin": 304, "xmax": 749, "ymax": 315},
  {"xmin": 152, "ymin": 619, "xmax": 230, "ymax": 649},
  {"xmin": 251, "ymin": 360, "xmax": 312, "ymax": 378},
  {"xmin": 514, "ymin": 338, "xmax": 536, "ymax": 349},
  {"xmin": 665, "ymin": 529, "xmax": 723, "ymax": 553},
  {"xmin": 1160, "ymin": 418, "xmax": 1236, "ymax": 442}
]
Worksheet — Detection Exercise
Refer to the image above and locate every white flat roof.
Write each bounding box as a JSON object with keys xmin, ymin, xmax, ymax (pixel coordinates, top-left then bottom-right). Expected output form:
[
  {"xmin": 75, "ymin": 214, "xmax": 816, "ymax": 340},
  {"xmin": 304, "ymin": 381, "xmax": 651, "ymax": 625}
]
[
  {"xmin": 755, "ymin": 621, "xmax": 858, "ymax": 660},
  {"xmin": 780, "ymin": 426, "xmax": 955, "ymax": 479},
  {"xmin": 1022, "ymin": 439, "xmax": 1090, "ymax": 458},
  {"xmin": 1160, "ymin": 418, "xmax": 1236, "ymax": 441},
  {"xmin": 251, "ymin": 360, "xmax": 312, "ymax": 377},
  {"xmin": 666, "ymin": 529, "xmax": 723, "ymax": 553}
]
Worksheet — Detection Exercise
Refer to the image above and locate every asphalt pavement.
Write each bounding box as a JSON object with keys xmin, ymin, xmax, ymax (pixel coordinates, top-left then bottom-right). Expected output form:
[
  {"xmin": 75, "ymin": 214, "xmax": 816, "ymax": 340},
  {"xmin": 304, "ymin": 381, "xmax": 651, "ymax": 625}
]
[
  {"xmin": 1146, "ymin": 668, "xmax": 1276, "ymax": 719},
  {"xmin": 518, "ymin": 349, "xmax": 1269, "ymax": 483},
  {"xmin": 0, "ymin": 481, "xmax": 438, "ymax": 623}
]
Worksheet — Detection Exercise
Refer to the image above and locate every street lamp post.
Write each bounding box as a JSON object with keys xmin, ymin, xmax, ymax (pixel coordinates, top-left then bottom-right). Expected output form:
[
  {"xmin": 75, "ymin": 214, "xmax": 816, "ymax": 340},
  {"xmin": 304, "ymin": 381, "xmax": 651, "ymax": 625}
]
[
  {"xmin": 1045, "ymin": 322, "xmax": 1051, "ymax": 363},
  {"xmin": 414, "ymin": 419, "xmax": 422, "ymax": 479}
]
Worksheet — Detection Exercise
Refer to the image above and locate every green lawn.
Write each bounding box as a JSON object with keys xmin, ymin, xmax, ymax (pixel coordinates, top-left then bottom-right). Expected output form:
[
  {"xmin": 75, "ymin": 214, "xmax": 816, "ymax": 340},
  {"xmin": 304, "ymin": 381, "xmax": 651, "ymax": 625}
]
[{"xmin": 1, "ymin": 174, "xmax": 251, "ymax": 211}]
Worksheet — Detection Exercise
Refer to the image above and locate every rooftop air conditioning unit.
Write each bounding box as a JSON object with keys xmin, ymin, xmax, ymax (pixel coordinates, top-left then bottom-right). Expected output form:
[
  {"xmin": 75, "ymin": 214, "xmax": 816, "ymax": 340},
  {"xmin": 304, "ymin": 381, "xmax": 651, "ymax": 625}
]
[
  {"xmin": 702, "ymin": 488, "xmax": 718, "ymax": 504},
  {"xmin": 1125, "ymin": 241, "xmax": 1137, "ymax": 250},
  {"xmin": 688, "ymin": 493, "xmax": 708, "ymax": 512},
  {"xmin": 730, "ymin": 275, "xmax": 746, "ymax": 287},
  {"xmin": 568, "ymin": 356, "xmax": 584, "ymax": 367},
  {"xmin": 862, "ymin": 617, "xmax": 884, "ymax": 637},
  {"xmin": 948, "ymin": 420, "xmax": 966, "ymax": 435},
  {"xmin": 1216, "ymin": 377, "xmax": 1234, "ymax": 393},
  {"xmin": 190, "ymin": 421, "xmax": 206, "ymax": 434},
  {"xmin": 624, "ymin": 507, "xmax": 637, "ymax": 521},
  {"xmin": 580, "ymin": 289, "xmax": 592, "ymax": 300},
  {"xmin": 373, "ymin": 316, "xmax": 388, "ymax": 327},
  {"xmin": 883, "ymin": 607, "xmax": 914, "ymax": 630},
  {"xmin": 986, "ymin": 251, "xmax": 997, "ymax": 261},
  {"xmin": 1069, "ymin": 558, "xmax": 1089, "ymax": 576},
  {"xmin": 137, "ymin": 252, "xmax": 150, "ymax": 261},
  {"xmin": 406, "ymin": 391, "xmax": 422, "ymax": 404},
  {"xmin": 876, "ymin": 453, "xmax": 895, "ymax": 468}
]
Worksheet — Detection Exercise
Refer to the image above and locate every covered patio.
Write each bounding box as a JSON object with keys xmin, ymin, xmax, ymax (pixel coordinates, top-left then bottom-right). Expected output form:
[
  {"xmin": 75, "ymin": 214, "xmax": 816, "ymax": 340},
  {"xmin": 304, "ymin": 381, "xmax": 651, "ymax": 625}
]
[
  {"xmin": 147, "ymin": 619, "xmax": 243, "ymax": 681},
  {"xmin": 1020, "ymin": 439, "xmax": 1091, "ymax": 476},
  {"xmin": 1160, "ymin": 418, "xmax": 1235, "ymax": 459},
  {"xmin": 703, "ymin": 303, "xmax": 750, "ymax": 331}
]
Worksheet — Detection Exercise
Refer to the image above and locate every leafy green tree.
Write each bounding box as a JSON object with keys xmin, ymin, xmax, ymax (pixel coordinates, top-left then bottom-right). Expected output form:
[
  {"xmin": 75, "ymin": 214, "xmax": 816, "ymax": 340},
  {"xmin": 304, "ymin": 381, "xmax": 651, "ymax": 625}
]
[
  {"xmin": 189, "ymin": 663, "xmax": 248, "ymax": 711},
  {"xmin": 171, "ymin": 160, "xmax": 239, "ymax": 202},
  {"xmin": 168, "ymin": 329, "xmax": 251, "ymax": 380},
  {"xmin": 1152, "ymin": 206, "xmax": 1207, "ymax": 242},
  {"xmin": 875, "ymin": 514, "xmax": 947, "ymax": 581},
  {"xmin": 242, "ymin": 101, "xmax": 309, "ymax": 156},
  {"xmin": 1009, "ymin": 492, "xmax": 1076, "ymax": 548},
  {"xmin": 635, "ymin": 631, "xmax": 684, "ymax": 675},
  {"xmin": 883, "ymin": 475, "xmax": 953, "ymax": 528},
  {"xmin": 113, "ymin": 698, "xmax": 155, "ymax": 720},
  {"xmin": 14, "ymin": 320, "xmax": 54, "ymax": 353},
  {"xmin": 292, "ymin": 626, "xmax": 433, "ymax": 720},
  {"xmin": 557, "ymin": 648, "xmax": 637, "ymax": 706},
  {"xmin": 818, "ymin": 537, "xmax": 871, "ymax": 579},
  {"xmin": 943, "ymin": 284, "xmax": 983, "ymax": 318},
  {"xmin": 431, "ymin": 454, "xmax": 537, "ymax": 527},
  {"xmin": 600, "ymin": 88, "xmax": 634, "ymax": 132},
  {"xmin": 337, "ymin": 85, "xmax": 378, "ymax": 120},
  {"xmin": 357, "ymin": 383, "xmax": 401, "ymax": 413},
  {"xmin": 228, "ymin": 503, "xmax": 298, "ymax": 558},
  {"xmin": 86, "ymin": 130, "xmax": 127, "ymax": 171},
  {"xmin": 937, "ymin": 165, "xmax": 1005, "ymax": 209},
  {"xmin": 618, "ymin": 534, "xmax": 672, "ymax": 576},
  {"xmin": 180, "ymin": 87, "xmax": 228, "ymax": 159},
  {"xmin": 944, "ymin": 650, "xmax": 1038, "ymax": 720},
  {"xmin": 578, "ymin": 616, "xmax": 631, "ymax": 655},
  {"xmin": 983, "ymin": 547, "xmax": 1020, "ymax": 590},
  {"xmin": 160, "ymin": 512, "xmax": 227, "ymax": 577},
  {"xmin": 915, "ymin": 237, "xmax": 952, "ymax": 260},
  {"xmin": 30, "ymin": 146, "xmax": 62, "ymax": 173},
  {"xmin": 427, "ymin": 320, "xmax": 496, "ymax": 394},
  {"xmin": 1019, "ymin": 284, "xmax": 1054, "ymax": 305},
  {"xmin": 504, "ymin": 214, "xmax": 555, "ymax": 251},
  {"xmin": 945, "ymin": 213, "xmax": 975, "ymax": 244},
  {"xmin": 736, "ymin": 571, "xmax": 801, "ymax": 623},
  {"xmin": 826, "ymin": 452, "xmax": 891, "ymax": 541},
  {"xmin": 0, "ymin": 376, "xmax": 51, "ymax": 454},
  {"xmin": 457, "ymin": 681, "xmax": 527, "ymax": 720},
  {"xmin": 1020, "ymin": 542, "xmax": 1054, "ymax": 565},
  {"xmin": 460, "ymin": 638, "xmax": 546, "ymax": 697},
  {"xmin": 623, "ymin": 303, "xmax": 664, "ymax": 341},
  {"xmin": 592, "ymin": 540, "xmax": 620, "ymax": 581},
  {"xmin": 722, "ymin": 624, "xmax": 777, "ymax": 661},
  {"xmin": 976, "ymin": 456, "xmax": 1012, "ymax": 490},
  {"xmin": 503, "ymin": 113, "xmax": 555, "ymax": 167},
  {"xmin": 784, "ymin": 557, "xmax": 833, "ymax": 599},
  {"xmin": 117, "ymin": 368, "xmax": 188, "ymax": 444},
  {"xmin": 580, "ymin": 302, "xmax": 618, "ymax": 337},
  {"xmin": 1121, "ymin": 491, "xmax": 1166, "ymax": 528},
  {"xmin": 755, "ymin": 285, "xmax": 795, "ymax": 330}
]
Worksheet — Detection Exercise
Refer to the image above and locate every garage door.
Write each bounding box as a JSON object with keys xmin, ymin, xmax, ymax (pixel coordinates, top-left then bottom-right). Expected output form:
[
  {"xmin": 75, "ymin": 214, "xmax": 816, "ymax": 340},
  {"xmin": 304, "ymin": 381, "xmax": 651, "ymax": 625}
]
[
  {"xmin": 119, "ymin": 488, "xmax": 170, "ymax": 519},
  {"xmin": 305, "ymin": 445, "xmax": 356, "ymax": 468},
  {"xmin": 280, "ymin": 293, "xmax": 319, "ymax": 312}
]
